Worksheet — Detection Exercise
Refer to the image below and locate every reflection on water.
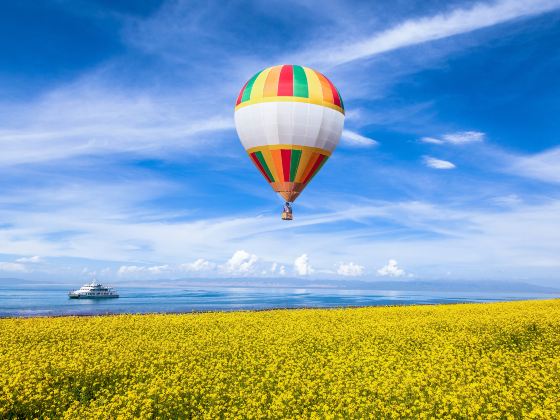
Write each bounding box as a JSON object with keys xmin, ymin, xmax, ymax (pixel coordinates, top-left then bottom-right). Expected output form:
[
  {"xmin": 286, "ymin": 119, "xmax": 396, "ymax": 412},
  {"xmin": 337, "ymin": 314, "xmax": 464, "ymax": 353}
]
[{"xmin": 0, "ymin": 284, "xmax": 557, "ymax": 317}]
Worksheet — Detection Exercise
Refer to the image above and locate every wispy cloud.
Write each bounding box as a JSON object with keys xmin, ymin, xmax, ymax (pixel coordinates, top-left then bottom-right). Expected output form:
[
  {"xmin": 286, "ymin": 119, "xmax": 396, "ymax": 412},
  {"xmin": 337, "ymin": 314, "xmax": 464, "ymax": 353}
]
[
  {"xmin": 300, "ymin": 0, "xmax": 560, "ymax": 67},
  {"xmin": 423, "ymin": 156, "xmax": 456, "ymax": 169},
  {"xmin": 420, "ymin": 131, "xmax": 486, "ymax": 145},
  {"xmin": 0, "ymin": 86, "xmax": 234, "ymax": 166},
  {"xmin": 340, "ymin": 129, "xmax": 379, "ymax": 147},
  {"xmin": 0, "ymin": 262, "xmax": 28, "ymax": 273},
  {"xmin": 15, "ymin": 256, "xmax": 42, "ymax": 263},
  {"xmin": 509, "ymin": 146, "xmax": 560, "ymax": 184}
]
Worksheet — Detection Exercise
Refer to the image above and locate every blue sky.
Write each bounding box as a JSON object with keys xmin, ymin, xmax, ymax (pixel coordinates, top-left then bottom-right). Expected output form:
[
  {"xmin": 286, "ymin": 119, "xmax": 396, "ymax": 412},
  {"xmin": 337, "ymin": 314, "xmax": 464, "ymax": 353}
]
[{"xmin": 0, "ymin": 0, "xmax": 559, "ymax": 284}]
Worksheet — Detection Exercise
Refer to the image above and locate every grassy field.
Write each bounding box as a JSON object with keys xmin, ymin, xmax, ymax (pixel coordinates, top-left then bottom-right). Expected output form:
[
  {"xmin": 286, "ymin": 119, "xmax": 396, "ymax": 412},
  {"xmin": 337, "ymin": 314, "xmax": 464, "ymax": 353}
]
[{"xmin": 1, "ymin": 300, "xmax": 560, "ymax": 419}]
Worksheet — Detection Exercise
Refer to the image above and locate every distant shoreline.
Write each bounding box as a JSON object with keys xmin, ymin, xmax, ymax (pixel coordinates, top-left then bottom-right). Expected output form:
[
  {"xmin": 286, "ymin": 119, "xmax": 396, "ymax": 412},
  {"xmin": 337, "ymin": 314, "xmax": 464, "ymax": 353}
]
[{"xmin": 2, "ymin": 297, "xmax": 559, "ymax": 320}]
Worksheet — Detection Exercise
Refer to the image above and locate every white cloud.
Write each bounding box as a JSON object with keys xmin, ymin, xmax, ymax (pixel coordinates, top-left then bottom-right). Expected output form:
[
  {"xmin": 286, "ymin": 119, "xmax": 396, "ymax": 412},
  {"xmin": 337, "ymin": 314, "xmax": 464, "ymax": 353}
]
[
  {"xmin": 222, "ymin": 250, "xmax": 258, "ymax": 275},
  {"xmin": 442, "ymin": 131, "xmax": 485, "ymax": 144},
  {"xmin": 303, "ymin": 0, "xmax": 560, "ymax": 67},
  {"xmin": 423, "ymin": 156, "xmax": 456, "ymax": 169},
  {"xmin": 16, "ymin": 255, "xmax": 42, "ymax": 263},
  {"xmin": 117, "ymin": 264, "xmax": 171, "ymax": 276},
  {"xmin": 147, "ymin": 264, "xmax": 171, "ymax": 274},
  {"xmin": 377, "ymin": 259, "xmax": 406, "ymax": 277},
  {"xmin": 341, "ymin": 130, "xmax": 378, "ymax": 147},
  {"xmin": 421, "ymin": 131, "xmax": 485, "ymax": 145},
  {"xmin": 0, "ymin": 76, "xmax": 235, "ymax": 167},
  {"xmin": 337, "ymin": 262, "xmax": 364, "ymax": 277},
  {"xmin": 509, "ymin": 146, "xmax": 560, "ymax": 184},
  {"xmin": 118, "ymin": 265, "xmax": 145, "ymax": 275},
  {"xmin": 180, "ymin": 258, "xmax": 215, "ymax": 272},
  {"xmin": 294, "ymin": 254, "xmax": 313, "ymax": 276},
  {"xmin": 420, "ymin": 136, "xmax": 444, "ymax": 144},
  {"xmin": 0, "ymin": 262, "xmax": 27, "ymax": 273},
  {"xmin": 492, "ymin": 194, "xmax": 522, "ymax": 207}
]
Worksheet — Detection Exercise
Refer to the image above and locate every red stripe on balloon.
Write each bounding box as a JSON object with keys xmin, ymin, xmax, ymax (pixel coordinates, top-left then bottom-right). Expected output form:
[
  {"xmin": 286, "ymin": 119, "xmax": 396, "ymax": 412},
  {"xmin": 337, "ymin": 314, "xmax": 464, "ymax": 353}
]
[
  {"xmin": 302, "ymin": 154, "xmax": 326, "ymax": 185},
  {"xmin": 236, "ymin": 81, "xmax": 248, "ymax": 105},
  {"xmin": 250, "ymin": 153, "xmax": 272, "ymax": 182},
  {"xmin": 281, "ymin": 149, "xmax": 291, "ymax": 181},
  {"xmin": 325, "ymin": 77, "xmax": 341, "ymax": 107},
  {"xmin": 277, "ymin": 65, "xmax": 293, "ymax": 96}
]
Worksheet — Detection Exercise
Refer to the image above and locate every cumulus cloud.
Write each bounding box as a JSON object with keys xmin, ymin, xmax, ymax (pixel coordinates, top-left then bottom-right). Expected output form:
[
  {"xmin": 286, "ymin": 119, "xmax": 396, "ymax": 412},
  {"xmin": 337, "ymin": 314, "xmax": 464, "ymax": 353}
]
[
  {"xmin": 421, "ymin": 131, "xmax": 485, "ymax": 145},
  {"xmin": 337, "ymin": 262, "xmax": 364, "ymax": 277},
  {"xmin": 294, "ymin": 254, "xmax": 313, "ymax": 276},
  {"xmin": 341, "ymin": 130, "xmax": 378, "ymax": 147},
  {"xmin": 377, "ymin": 259, "xmax": 407, "ymax": 277},
  {"xmin": 16, "ymin": 255, "xmax": 42, "ymax": 263},
  {"xmin": 180, "ymin": 258, "xmax": 215, "ymax": 272},
  {"xmin": 0, "ymin": 262, "xmax": 27, "ymax": 272},
  {"xmin": 423, "ymin": 156, "xmax": 456, "ymax": 169},
  {"xmin": 222, "ymin": 250, "xmax": 258, "ymax": 275}
]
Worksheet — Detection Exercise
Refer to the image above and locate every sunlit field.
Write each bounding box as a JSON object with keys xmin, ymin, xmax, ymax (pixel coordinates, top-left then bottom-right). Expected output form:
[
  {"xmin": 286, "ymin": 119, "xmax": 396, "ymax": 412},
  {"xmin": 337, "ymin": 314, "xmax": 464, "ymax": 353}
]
[{"xmin": 1, "ymin": 300, "xmax": 560, "ymax": 418}]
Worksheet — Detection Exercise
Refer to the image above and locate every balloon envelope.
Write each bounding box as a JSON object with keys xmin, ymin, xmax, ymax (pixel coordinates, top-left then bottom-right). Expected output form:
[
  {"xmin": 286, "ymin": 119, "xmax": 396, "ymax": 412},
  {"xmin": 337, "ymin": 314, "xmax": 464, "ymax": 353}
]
[{"xmin": 234, "ymin": 65, "xmax": 344, "ymax": 202}]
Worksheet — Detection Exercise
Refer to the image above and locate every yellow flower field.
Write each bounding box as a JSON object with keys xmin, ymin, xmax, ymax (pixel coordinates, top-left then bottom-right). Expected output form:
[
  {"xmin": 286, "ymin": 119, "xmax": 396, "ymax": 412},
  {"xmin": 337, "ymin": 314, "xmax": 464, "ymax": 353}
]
[{"xmin": 1, "ymin": 300, "xmax": 560, "ymax": 419}]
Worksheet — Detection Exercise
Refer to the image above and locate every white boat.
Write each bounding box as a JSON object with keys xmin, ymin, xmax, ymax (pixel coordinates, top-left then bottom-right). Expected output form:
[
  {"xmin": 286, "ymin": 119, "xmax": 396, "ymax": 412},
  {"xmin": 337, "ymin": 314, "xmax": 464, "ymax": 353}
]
[{"xmin": 68, "ymin": 280, "xmax": 119, "ymax": 299}]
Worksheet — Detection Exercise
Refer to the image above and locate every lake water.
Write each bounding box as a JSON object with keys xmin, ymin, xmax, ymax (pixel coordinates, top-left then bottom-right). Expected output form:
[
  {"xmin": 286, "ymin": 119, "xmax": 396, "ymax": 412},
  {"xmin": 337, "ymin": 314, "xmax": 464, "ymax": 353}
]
[{"xmin": 1, "ymin": 283, "xmax": 558, "ymax": 317}]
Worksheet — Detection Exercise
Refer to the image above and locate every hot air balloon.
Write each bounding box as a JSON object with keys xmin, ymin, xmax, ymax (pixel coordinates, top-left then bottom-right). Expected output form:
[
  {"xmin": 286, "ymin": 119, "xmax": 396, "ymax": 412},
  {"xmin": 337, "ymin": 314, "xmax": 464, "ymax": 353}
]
[{"xmin": 234, "ymin": 64, "xmax": 345, "ymax": 220}]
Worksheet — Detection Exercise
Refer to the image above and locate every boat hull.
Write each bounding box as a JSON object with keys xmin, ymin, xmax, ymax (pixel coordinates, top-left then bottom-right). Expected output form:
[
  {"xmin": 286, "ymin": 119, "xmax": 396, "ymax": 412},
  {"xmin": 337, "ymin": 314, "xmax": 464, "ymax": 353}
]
[{"xmin": 68, "ymin": 294, "xmax": 119, "ymax": 299}]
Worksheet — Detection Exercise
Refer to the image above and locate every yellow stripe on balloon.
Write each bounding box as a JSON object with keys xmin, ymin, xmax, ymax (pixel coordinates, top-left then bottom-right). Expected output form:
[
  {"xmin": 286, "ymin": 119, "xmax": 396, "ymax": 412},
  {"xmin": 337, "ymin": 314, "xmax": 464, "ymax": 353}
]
[
  {"xmin": 303, "ymin": 67, "xmax": 323, "ymax": 104},
  {"xmin": 260, "ymin": 148, "xmax": 280, "ymax": 182},
  {"xmin": 294, "ymin": 149, "xmax": 315, "ymax": 183},
  {"xmin": 250, "ymin": 67, "xmax": 272, "ymax": 100},
  {"xmin": 235, "ymin": 96, "xmax": 344, "ymax": 114},
  {"xmin": 246, "ymin": 144, "xmax": 331, "ymax": 156}
]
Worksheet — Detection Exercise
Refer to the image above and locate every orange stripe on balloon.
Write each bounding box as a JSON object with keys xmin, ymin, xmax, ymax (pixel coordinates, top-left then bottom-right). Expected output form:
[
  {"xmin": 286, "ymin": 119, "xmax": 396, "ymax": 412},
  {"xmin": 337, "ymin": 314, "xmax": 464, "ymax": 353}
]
[
  {"xmin": 303, "ymin": 154, "xmax": 326, "ymax": 184},
  {"xmin": 271, "ymin": 149, "xmax": 285, "ymax": 182},
  {"xmin": 316, "ymin": 72, "xmax": 334, "ymax": 104},
  {"xmin": 262, "ymin": 148, "xmax": 280, "ymax": 182},
  {"xmin": 250, "ymin": 67, "xmax": 272, "ymax": 100},
  {"xmin": 300, "ymin": 152, "xmax": 321, "ymax": 183},
  {"xmin": 263, "ymin": 66, "xmax": 282, "ymax": 97}
]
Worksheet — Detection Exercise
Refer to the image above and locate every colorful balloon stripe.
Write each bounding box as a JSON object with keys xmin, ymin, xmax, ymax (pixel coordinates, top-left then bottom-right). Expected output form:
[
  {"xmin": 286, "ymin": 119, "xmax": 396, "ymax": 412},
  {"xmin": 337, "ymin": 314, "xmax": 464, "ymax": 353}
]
[
  {"xmin": 248, "ymin": 145, "xmax": 329, "ymax": 191},
  {"xmin": 235, "ymin": 65, "xmax": 344, "ymax": 113}
]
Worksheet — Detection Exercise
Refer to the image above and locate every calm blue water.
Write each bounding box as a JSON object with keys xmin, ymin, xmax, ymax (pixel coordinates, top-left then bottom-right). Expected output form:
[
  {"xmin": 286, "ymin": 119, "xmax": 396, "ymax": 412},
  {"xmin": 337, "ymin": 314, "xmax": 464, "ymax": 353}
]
[{"xmin": 0, "ymin": 284, "xmax": 558, "ymax": 317}]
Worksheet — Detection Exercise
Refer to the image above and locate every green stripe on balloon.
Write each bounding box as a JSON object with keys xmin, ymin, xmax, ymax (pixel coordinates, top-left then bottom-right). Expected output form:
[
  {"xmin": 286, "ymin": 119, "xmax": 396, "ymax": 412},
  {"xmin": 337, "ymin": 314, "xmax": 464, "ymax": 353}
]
[
  {"xmin": 292, "ymin": 65, "xmax": 308, "ymax": 98},
  {"xmin": 241, "ymin": 71, "xmax": 262, "ymax": 102},
  {"xmin": 255, "ymin": 151, "xmax": 275, "ymax": 182},
  {"xmin": 289, "ymin": 149, "xmax": 302, "ymax": 181}
]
